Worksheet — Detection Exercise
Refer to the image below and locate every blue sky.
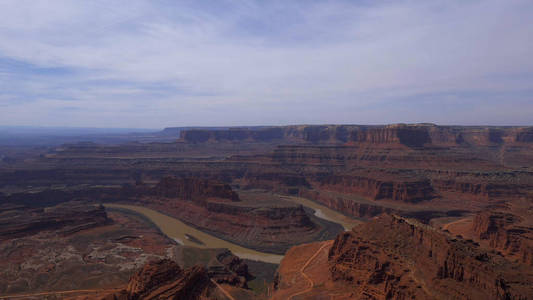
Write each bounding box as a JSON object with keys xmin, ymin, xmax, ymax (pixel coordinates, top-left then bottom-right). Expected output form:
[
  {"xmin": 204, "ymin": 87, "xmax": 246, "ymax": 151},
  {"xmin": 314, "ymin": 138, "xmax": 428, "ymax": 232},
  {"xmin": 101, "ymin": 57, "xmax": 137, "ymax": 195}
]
[{"xmin": 0, "ymin": 0, "xmax": 532, "ymax": 128}]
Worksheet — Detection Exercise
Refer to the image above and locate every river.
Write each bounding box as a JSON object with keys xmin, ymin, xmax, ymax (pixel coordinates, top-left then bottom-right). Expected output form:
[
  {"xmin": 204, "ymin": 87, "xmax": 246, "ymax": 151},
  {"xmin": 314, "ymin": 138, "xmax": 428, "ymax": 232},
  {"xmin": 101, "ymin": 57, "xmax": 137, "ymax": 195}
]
[
  {"xmin": 104, "ymin": 196, "xmax": 361, "ymax": 264},
  {"xmin": 104, "ymin": 203, "xmax": 284, "ymax": 264}
]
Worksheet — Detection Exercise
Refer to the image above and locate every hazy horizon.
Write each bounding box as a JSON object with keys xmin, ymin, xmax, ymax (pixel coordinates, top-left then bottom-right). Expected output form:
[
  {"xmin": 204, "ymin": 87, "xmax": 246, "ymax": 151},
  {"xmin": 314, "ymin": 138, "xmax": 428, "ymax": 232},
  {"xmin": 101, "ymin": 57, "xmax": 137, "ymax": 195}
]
[{"xmin": 1, "ymin": 0, "xmax": 532, "ymax": 127}]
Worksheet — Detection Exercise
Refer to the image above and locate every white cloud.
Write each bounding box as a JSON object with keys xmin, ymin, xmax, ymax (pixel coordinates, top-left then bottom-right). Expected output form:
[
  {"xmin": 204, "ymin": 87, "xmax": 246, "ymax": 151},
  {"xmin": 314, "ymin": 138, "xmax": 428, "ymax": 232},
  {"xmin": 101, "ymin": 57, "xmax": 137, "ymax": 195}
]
[{"xmin": 0, "ymin": 0, "xmax": 532, "ymax": 127}]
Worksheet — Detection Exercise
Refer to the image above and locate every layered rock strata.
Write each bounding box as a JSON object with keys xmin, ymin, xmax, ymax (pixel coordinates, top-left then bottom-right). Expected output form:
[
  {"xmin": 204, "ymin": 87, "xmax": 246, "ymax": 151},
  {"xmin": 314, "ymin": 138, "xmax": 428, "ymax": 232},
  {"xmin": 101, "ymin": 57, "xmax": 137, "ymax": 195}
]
[{"xmin": 0, "ymin": 201, "xmax": 109, "ymax": 241}]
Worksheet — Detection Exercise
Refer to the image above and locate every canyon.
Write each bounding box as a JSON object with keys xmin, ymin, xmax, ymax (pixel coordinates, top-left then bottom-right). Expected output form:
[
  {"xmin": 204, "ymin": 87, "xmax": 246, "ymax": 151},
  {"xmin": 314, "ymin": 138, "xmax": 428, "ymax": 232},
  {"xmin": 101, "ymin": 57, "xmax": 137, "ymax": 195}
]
[
  {"xmin": 0, "ymin": 124, "xmax": 532, "ymax": 299},
  {"xmin": 111, "ymin": 176, "xmax": 342, "ymax": 254}
]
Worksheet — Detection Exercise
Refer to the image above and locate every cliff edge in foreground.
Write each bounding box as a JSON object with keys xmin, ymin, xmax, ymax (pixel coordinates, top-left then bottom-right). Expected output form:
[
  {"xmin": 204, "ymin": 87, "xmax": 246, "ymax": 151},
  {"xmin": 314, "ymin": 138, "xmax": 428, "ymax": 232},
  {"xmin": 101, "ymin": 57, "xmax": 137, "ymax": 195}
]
[{"xmin": 273, "ymin": 214, "xmax": 533, "ymax": 299}]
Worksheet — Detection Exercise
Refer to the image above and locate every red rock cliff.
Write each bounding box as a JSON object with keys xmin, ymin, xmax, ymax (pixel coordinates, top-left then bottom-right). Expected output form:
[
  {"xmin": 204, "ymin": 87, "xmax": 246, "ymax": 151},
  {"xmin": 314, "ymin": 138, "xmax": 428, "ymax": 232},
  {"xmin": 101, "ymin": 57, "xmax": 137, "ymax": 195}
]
[{"xmin": 328, "ymin": 214, "xmax": 533, "ymax": 299}]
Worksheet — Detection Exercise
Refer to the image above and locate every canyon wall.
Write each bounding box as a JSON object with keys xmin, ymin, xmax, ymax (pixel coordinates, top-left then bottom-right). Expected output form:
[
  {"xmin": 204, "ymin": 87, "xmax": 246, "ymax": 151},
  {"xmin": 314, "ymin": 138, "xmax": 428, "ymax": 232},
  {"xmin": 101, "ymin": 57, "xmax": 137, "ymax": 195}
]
[
  {"xmin": 328, "ymin": 214, "xmax": 533, "ymax": 299},
  {"xmin": 177, "ymin": 124, "xmax": 533, "ymax": 147}
]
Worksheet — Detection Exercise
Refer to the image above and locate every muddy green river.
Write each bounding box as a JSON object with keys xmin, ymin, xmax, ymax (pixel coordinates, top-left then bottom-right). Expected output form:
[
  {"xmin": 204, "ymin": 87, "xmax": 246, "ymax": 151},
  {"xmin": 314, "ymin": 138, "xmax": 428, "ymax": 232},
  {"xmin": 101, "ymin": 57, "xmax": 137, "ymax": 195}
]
[
  {"xmin": 104, "ymin": 203, "xmax": 284, "ymax": 264},
  {"xmin": 105, "ymin": 197, "xmax": 360, "ymax": 264}
]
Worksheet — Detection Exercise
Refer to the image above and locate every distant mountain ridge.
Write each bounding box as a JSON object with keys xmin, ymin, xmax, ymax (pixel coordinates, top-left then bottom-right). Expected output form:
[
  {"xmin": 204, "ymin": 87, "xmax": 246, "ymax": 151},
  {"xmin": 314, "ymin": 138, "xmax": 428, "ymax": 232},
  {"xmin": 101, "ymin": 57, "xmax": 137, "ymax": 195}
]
[{"xmin": 173, "ymin": 124, "xmax": 533, "ymax": 147}]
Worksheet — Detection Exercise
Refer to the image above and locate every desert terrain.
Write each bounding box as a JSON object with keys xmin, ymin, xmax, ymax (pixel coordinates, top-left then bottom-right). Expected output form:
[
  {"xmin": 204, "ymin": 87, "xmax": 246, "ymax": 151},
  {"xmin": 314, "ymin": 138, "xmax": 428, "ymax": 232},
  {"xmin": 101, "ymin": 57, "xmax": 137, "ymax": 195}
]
[{"xmin": 0, "ymin": 124, "xmax": 532, "ymax": 299}]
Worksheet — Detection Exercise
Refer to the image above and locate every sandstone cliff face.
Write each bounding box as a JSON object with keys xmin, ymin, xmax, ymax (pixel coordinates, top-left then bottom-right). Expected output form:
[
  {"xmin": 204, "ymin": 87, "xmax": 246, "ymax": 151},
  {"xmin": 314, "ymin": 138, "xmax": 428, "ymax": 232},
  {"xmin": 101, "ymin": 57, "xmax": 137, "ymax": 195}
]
[
  {"xmin": 473, "ymin": 210, "xmax": 533, "ymax": 266},
  {"xmin": 0, "ymin": 201, "xmax": 109, "ymax": 241},
  {"xmin": 105, "ymin": 259, "xmax": 214, "ymax": 300},
  {"xmin": 328, "ymin": 214, "xmax": 533, "ymax": 299}
]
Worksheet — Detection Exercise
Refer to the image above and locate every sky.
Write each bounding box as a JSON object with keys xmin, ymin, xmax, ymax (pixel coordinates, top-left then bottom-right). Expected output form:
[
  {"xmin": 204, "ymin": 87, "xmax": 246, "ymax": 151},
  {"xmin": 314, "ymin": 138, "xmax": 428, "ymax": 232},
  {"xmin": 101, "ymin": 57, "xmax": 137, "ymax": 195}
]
[{"xmin": 0, "ymin": 0, "xmax": 532, "ymax": 128}]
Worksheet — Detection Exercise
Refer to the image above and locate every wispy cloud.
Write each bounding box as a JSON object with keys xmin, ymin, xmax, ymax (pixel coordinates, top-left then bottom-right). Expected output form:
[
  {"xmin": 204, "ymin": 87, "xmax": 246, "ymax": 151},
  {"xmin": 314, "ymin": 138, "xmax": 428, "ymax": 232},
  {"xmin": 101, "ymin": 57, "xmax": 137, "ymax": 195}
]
[{"xmin": 0, "ymin": 0, "xmax": 532, "ymax": 127}]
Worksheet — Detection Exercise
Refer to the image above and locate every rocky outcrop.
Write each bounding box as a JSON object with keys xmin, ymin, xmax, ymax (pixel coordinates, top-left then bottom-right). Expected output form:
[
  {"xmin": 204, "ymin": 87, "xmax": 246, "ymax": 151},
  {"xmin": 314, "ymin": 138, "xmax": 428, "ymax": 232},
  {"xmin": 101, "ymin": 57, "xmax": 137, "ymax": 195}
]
[
  {"xmin": 126, "ymin": 259, "xmax": 185, "ymax": 298},
  {"xmin": 473, "ymin": 210, "xmax": 533, "ymax": 265},
  {"xmin": 328, "ymin": 214, "xmax": 533, "ymax": 299},
  {"xmin": 0, "ymin": 201, "xmax": 109, "ymax": 241},
  {"xmin": 207, "ymin": 249, "xmax": 253, "ymax": 288},
  {"xmin": 104, "ymin": 259, "xmax": 214, "ymax": 300}
]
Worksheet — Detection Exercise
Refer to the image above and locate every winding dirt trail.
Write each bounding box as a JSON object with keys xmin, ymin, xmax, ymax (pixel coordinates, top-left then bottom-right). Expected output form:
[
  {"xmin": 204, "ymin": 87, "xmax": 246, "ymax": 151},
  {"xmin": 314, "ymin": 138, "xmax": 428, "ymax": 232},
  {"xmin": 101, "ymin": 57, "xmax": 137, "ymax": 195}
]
[{"xmin": 287, "ymin": 242, "xmax": 331, "ymax": 300}]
